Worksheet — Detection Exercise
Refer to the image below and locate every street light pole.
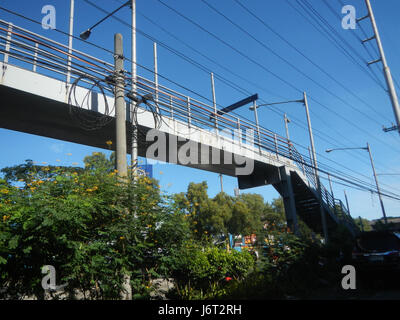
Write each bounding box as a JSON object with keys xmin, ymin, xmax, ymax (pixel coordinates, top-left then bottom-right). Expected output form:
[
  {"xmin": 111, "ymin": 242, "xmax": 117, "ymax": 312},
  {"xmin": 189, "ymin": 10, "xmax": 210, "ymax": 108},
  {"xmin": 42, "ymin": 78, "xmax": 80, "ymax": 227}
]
[
  {"xmin": 252, "ymin": 94, "xmax": 328, "ymax": 241},
  {"xmin": 303, "ymin": 92, "xmax": 328, "ymax": 243},
  {"xmin": 366, "ymin": 143, "xmax": 387, "ymax": 224},
  {"xmin": 250, "ymin": 98, "xmax": 303, "ymax": 155},
  {"xmin": 325, "ymin": 144, "xmax": 388, "ymax": 224},
  {"xmin": 303, "ymin": 92, "xmax": 318, "ymax": 176},
  {"xmin": 79, "ymin": 0, "xmax": 137, "ymax": 176},
  {"xmin": 80, "ymin": 1, "xmax": 130, "ymax": 40}
]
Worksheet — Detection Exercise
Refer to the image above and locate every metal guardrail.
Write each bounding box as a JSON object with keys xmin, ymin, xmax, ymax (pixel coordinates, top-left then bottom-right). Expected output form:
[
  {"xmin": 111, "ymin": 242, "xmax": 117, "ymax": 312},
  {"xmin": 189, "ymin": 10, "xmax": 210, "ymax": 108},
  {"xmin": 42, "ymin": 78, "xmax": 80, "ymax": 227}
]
[{"xmin": 0, "ymin": 19, "xmax": 358, "ymax": 232}]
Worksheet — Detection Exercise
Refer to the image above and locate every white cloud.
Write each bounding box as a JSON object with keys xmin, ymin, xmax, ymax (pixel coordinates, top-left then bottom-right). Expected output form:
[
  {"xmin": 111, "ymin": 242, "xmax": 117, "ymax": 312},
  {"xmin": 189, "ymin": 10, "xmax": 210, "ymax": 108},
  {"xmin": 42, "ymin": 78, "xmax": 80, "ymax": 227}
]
[{"xmin": 50, "ymin": 143, "xmax": 65, "ymax": 154}]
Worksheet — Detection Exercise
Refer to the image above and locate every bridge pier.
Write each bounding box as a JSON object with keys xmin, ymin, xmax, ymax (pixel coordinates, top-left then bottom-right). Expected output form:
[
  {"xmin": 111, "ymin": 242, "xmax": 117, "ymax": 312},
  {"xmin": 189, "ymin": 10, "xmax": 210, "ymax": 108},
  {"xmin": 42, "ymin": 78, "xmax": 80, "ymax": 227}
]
[{"xmin": 277, "ymin": 166, "xmax": 299, "ymax": 236}]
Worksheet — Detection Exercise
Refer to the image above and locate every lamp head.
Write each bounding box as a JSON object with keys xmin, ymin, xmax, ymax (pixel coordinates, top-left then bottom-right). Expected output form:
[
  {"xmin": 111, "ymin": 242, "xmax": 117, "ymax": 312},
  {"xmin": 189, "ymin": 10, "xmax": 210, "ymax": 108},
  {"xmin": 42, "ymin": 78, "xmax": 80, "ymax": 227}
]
[
  {"xmin": 325, "ymin": 149, "xmax": 333, "ymax": 153},
  {"xmin": 80, "ymin": 29, "xmax": 92, "ymax": 40}
]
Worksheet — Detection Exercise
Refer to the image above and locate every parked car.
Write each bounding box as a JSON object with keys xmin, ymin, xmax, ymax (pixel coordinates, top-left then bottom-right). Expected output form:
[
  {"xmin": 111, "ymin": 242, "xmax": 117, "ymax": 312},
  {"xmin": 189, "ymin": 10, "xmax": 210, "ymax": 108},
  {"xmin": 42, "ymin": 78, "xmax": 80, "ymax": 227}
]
[{"xmin": 351, "ymin": 231, "xmax": 400, "ymax": 271}]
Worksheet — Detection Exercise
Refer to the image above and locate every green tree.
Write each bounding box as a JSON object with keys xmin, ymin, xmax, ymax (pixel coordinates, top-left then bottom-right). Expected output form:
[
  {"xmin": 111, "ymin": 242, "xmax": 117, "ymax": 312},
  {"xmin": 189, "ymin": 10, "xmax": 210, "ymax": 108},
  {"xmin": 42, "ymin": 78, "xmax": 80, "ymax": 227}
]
[
  {"xmin": 166, "ymin": 240, "xmax": 254, "ymax": 299},
  {"xmin": 355, "ymin": 217, "xmax": 372, "ymax": 232},
  {"xmin": 237, "ymin": 193, "xmax": 264, "ymax": 232},
  {"xmin": 83, "ymin": 152, "xmax": 115, "ymax": 172},
  {"xmin": 1, "ymin": 160, "xmax": 83, "ymax": 185},
  {"xmin": 174, "ymin": 183, "xmax": 266, "ymax": 241},
  {"xmin": 228, "ymin": 201, "xmax": 251, "ymax": 237},
  {"xmin": 174, "ymin": 182, "xmax": 232, "ymax": 239},
  {"xmin": 0, "ymin": 159, "xmax": 187, "ymax": 299}
]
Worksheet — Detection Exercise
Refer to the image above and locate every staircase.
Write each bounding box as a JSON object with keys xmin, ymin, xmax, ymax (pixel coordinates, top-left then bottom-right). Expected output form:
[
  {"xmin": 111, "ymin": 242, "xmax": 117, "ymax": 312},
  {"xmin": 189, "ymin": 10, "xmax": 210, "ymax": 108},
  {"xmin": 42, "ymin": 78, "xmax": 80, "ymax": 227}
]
[{"xmin": 286, "ymin": 148, "xmax": 360, "ymax": 237}]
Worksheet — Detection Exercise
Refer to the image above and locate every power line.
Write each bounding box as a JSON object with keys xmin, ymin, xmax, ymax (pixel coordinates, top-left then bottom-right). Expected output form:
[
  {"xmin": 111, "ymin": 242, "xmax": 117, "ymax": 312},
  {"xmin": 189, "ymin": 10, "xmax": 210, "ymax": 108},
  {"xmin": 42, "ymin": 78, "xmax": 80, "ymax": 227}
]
[
  {"xmin": 0, "ymin": 3, "xmax": 392, "ymax": 186},
  {"xmin": 285, "ymin": 0, "xmax": 386, "ymax": 91},
  {"xmin": 202, "ymin": 0, "xmax": 388, "ymax": 128},
  {"xmin": 153, "ymin": 0, "xmax": 400, "ymax": 157},
  {"xmin": 297, "ymin": 0, "xmax": 387, "ymax": 89},
  {"xmin": 111, "ymin": 0, "xmax": 400, "ymax": 178},
  {"xmin": 2, "ymin": 5, "xmax": 400, "ymax": 202}
]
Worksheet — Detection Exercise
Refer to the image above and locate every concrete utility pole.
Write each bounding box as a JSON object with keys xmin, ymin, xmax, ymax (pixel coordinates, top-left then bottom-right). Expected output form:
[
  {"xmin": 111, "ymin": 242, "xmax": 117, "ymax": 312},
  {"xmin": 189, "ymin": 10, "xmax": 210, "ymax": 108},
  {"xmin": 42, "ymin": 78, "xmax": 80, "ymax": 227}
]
[
  {"xmin": 366, "ymin": 143, "xmax": 387, "ymax": 224},
  {"xmin": 130, "ymin": 0, "xmax": 138, "ymax": 173},
  {"xmin": 361, "ymin": 0, "xmax": 400, "ymax": 134},
  {"xmin": 303, "ymin": 92, "xmax": 328, "ymax": 243},
  {"xmin": 114, "ymin": 33, "xmax": 128, "ymax": 177},
  {"xmin": 219, "ymin": 174, "xmax": 224, "ymax": 193}
]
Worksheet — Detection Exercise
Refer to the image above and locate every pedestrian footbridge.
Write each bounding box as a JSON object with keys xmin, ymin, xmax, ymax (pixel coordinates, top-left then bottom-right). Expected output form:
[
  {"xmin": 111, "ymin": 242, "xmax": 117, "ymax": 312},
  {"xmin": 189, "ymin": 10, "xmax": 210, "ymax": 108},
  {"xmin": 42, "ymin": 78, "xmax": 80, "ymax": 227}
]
[{"xmin": 0, "ymin": 20, "xmax": 359, "ymax": 237}]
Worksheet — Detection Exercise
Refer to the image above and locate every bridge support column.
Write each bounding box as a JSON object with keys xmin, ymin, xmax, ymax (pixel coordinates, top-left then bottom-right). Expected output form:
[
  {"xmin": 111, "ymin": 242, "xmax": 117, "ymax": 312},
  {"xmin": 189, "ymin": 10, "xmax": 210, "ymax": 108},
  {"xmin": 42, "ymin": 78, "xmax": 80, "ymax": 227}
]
[{"xmin": 278, "ymin": 166, "xmax": 299, "ymax": 236}]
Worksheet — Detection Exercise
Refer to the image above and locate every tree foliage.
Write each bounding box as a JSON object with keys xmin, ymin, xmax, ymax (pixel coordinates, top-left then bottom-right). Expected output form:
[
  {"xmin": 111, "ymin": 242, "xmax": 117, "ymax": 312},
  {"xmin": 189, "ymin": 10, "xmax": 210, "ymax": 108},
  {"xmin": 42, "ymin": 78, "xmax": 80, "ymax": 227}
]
[
  {"xmin": 0, "ymin": 153, "xmax": 353, "ymax": 300},
  {"xmin": 0, "ymin": 159, "xmax": 184, "ymax": 299}
]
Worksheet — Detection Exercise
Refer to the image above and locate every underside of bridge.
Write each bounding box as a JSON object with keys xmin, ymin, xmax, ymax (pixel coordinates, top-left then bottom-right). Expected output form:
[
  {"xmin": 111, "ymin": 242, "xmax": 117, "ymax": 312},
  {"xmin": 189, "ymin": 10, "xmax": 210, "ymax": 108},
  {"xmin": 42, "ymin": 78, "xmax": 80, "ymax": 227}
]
[
  {"xmin": 0, "ymin": 84, "xmax": 276, "ymax": 177},
  {"xmin": 0, "ymin": 84, "xmax": 357, "ymax": 237}
]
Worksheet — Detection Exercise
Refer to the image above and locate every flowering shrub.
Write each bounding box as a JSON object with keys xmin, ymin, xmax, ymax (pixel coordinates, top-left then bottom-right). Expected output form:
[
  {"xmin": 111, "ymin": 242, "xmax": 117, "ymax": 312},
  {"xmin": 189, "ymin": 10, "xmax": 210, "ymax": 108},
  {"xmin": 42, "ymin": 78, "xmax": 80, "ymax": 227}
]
[
  {"xmin": 166, "ymin": 240, "xmax": 254, "ymax": 299},
  {"xmin": 0, "ymin": 160, "xmax": 177, "ymax": 299}
]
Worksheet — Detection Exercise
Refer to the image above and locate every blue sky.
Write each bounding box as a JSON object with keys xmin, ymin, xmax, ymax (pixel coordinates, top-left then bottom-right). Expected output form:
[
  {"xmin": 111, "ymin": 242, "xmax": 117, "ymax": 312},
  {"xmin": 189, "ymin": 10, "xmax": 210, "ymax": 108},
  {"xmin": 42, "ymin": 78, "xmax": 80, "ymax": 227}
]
[{"xmin": 1, "ymin": 0, "xmax": 400, "ymax": 220}]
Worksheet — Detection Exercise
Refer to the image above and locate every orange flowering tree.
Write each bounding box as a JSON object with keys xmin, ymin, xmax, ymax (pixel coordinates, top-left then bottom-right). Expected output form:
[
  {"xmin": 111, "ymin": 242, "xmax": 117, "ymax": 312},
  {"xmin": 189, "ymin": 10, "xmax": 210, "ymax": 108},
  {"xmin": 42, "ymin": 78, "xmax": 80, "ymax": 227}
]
[{"xmin": 0, "ymin": 157, "xmax": 187, "ymax": 299}]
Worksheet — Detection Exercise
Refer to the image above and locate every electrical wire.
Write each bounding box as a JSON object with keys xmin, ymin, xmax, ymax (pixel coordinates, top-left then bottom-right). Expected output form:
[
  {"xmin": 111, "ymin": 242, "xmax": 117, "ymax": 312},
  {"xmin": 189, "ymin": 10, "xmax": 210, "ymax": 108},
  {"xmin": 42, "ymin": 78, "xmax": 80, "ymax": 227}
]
[
  {"xmin": 234, "ymin": 0, "xmax": 392, "ymax": 125},
  {"xmin": 76, "ymin": 1, "xmax": 400, "ymax": 194},
  {"xmin": 1, "ymin": 5, "xmax": 398, "ymax": 202}
]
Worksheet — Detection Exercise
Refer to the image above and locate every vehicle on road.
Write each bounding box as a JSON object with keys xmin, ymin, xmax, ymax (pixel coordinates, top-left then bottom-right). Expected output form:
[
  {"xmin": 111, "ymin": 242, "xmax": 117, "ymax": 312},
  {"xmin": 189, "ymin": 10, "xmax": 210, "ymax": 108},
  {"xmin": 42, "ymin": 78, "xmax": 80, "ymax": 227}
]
[{"xmin": 351, "ymin": 231, "xmax": 400, "ymax": 272}]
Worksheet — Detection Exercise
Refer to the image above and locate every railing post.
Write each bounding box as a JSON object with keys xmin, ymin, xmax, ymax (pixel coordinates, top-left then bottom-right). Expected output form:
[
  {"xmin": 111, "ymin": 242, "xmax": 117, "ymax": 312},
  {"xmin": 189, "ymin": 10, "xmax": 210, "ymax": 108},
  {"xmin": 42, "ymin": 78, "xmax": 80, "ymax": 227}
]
[
  {"xmin": 333, "ymin": 200, "xmax": 338, "ymax": 217},
  {"xmin": 33, "ymin": 42, "xmax": 39, "ymax": 72},
  {"xmin": 187, "ymin": 96, "xmax": 191, "ymax": 128},
  {"xmin": 325, "ymin": 189, "xmax": 330, "ymax": 210},
  {"xmin": 237, "ymin": 118, "xmax": 242, "ymax": 147},
  {"xmin": 299, "ymin": 154, "xmax": 306, "ymax": 176},
  {"xmin": 3, "ymin": 23, "xmax": 13, "ymax": 64},
  {"xmin": 1, "ymin": 23, "xmax": 12, "ymax": 84},
  {"xmin": 169, "ymin": 95, "xmax": 174, "ymax": 120},
  {"xmin": 252, "ymin": 101, "xmax": 262, "ymax": 154},
  {"xmin": 339, "ymin": 200, "xmax": 344, "ymax": 219},
  {"xmin": 308, "ymin": 146, "xmax": 317, "ymax": 187},
  {"xmin": 274, "ymin": 133, "xmax": 279, "ymax": 160}
]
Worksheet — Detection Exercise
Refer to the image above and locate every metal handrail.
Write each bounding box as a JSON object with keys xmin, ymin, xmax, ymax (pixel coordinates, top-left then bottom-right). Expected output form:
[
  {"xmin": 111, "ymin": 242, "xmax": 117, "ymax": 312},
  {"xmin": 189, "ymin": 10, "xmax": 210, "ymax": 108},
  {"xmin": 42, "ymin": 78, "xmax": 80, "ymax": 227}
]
[{"xmin": 0, "ymin": 19, "xmax": 357, "ymax": 231}]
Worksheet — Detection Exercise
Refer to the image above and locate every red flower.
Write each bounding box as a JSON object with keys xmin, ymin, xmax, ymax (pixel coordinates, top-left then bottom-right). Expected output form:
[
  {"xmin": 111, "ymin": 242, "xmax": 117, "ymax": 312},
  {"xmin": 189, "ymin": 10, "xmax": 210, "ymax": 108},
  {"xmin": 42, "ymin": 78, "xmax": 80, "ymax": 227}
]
[{"xmin": 225, "ymin": 277, "xmax": 233, "ymax": 282}]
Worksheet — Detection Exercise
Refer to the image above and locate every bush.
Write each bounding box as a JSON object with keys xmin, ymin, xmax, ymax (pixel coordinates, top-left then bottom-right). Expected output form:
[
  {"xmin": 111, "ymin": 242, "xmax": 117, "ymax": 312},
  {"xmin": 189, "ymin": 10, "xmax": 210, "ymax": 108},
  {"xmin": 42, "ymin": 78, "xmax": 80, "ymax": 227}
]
[
  {"xmin": 0, "ymin": 165, "xmax": 179, "ymax": 299},
  {"xmin": 165, "ymin": 241, "xmax": 254, "ymax": 299}
]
